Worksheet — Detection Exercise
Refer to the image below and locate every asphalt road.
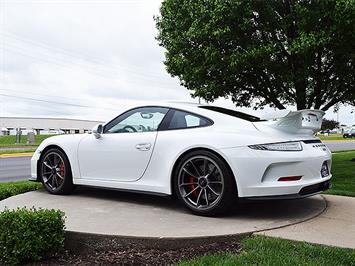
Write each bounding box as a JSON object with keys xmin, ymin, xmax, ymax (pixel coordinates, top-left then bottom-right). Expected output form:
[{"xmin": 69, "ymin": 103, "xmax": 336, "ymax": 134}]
[
  {"xmin": 0, "ymin": 141, "xmax": 354, "ymax": 183},
  {"xmin": 0, "ymin": 157, "xmax": 31, "ymax": 182},
  {"xmin": 325, "ymin": 141, "xmax": 355, "ymax": 152},
  {"xmin": 0, "ymin": 147, "xmax": 33, "ymax": 151}
]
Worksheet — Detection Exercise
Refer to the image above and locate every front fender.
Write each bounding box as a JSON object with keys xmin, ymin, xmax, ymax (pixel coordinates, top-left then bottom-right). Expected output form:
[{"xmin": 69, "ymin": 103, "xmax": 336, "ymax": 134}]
[{"xmin": 30, "ymin": 134, "xmax": 86, "ymax": 182}]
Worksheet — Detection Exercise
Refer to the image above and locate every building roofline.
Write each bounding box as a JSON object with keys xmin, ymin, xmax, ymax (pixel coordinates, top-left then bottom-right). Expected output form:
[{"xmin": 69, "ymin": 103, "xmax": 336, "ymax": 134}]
[{"xmin": 0, "ymin": 117, "xmax": 104, "ymax": 123}]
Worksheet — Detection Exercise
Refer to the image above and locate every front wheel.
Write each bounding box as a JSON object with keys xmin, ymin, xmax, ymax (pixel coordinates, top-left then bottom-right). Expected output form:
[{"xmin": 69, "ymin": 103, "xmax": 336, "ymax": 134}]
[
  {"xmin": 173, "ymin": 150, "xmax": 237, "ymax": 216},
  {"xmin": 39, "ymin": 148, "xmax": 74, "ymax": 194}
]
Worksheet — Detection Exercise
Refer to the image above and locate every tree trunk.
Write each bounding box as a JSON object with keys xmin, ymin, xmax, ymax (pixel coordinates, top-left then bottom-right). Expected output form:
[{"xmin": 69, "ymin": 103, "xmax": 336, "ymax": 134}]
[{"xmin": 295, "ymin": 79, "xmax": 307, "ymax": 110}]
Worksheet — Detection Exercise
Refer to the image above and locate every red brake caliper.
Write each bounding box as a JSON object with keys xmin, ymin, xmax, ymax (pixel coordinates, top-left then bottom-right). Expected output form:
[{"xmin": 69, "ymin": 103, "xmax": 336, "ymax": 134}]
[
  {"xmin": 189, "ymin": 176, "xmax": 198, "ymax": 197},
  {"xmin": 59, "ymin": 163, "xmax": 65, "ymax": 177}
]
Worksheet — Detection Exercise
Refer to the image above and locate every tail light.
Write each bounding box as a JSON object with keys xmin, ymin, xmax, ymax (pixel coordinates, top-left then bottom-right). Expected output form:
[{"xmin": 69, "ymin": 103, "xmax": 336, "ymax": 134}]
[{"xmin": 278, "ymin": 175, "xmax": 303, "ymax": 182}]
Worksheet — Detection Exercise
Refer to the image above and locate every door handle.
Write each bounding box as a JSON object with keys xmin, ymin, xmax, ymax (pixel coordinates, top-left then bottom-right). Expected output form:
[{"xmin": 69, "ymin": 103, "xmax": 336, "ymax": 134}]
[{"xmin": 135, "ymin": 143, "xmax": 152, "ymax": 151}]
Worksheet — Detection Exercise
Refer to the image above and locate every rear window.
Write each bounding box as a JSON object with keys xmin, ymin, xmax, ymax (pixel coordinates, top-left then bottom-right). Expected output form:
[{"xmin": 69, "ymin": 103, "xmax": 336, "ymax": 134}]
[
  {"xmin": 166, "ymin": 110, "xmax": 212, "ymax": 129},
  {"xmin": 199, "ymin": 106, "xmax": 264, "ymax": 122}
]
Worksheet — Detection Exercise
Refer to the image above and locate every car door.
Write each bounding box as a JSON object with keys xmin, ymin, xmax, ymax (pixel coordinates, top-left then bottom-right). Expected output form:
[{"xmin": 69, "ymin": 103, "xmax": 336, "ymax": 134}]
[{"xmin": 78, "ymin": 107, "xmax": 169, "ymax": 182}]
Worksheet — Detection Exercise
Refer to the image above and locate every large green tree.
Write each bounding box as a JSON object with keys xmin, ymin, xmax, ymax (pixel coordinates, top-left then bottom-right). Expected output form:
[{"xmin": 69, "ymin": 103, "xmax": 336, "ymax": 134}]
[
  {"xmin": 321, "ymin": 118, "xmax": 339, "ymax": 130},
  {"xmin": 156, "ymin": 0, "xmax": 355, "ymax": 110}
]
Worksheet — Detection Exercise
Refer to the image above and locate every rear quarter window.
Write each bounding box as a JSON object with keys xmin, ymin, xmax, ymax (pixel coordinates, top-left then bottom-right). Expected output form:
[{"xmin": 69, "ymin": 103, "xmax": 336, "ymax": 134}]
[{"xmin": 163, "ymin": 110, "xmax": 213, "ymax": 130}]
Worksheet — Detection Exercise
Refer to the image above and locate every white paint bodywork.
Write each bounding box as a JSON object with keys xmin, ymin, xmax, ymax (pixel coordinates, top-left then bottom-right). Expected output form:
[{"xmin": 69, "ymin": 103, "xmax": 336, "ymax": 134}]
[{"xmin": 30, "ymin": 103, "xmax": 332, "ymax": 198}]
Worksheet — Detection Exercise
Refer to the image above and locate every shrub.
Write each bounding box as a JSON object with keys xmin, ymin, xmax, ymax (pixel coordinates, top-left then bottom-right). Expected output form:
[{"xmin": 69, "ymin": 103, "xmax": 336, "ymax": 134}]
[
  {"xmin": 0, "ymin": 207, "xmax": 65, "ymax": 265},
  {"xmin": 0, "ymin": 181, "xmax": 42, "ymax": 201}
]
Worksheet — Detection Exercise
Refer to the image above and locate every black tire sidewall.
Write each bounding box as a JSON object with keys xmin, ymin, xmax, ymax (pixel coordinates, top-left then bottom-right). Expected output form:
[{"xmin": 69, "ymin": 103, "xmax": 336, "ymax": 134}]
[
  {"xmin": 39, "ymin": 148, "xmax": 74, "ymax": 195},
  {"xmin": 173, "ymin": 150, "xmax": 237, "ymax": 216}
]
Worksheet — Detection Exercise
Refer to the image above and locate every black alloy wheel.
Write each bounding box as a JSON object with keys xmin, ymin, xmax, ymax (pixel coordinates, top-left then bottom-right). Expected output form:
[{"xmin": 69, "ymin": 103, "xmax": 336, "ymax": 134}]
[
  {"xmin": 40, "ymin": 148, "xmax": 74, "ymax": 194},
  {"xmin": 174, "ymin": 150, "xmax": 237, "ymax": 216}
]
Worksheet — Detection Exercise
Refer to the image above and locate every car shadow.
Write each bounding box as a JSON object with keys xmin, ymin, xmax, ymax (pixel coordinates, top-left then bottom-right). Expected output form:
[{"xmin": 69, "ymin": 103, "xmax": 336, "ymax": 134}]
[{"xmin": 65, "ymin": 186, "xmax": 324, "ymax": 220}]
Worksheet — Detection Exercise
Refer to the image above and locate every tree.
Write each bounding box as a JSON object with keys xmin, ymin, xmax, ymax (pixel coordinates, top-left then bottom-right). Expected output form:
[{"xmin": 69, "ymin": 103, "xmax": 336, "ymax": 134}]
[
  {"xmin": 156, "ymin": 0, "xmax": 355, "ymax": 110},
  {"xmin": 321, "ymin": 119, "xmax": 339, "ymax": 130}
]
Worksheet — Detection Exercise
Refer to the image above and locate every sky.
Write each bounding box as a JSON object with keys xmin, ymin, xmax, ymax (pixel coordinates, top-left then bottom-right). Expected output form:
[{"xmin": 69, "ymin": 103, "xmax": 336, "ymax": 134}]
[{"xmin": 0, "ymin": 0, "xmax": 354, "ymax": 125}]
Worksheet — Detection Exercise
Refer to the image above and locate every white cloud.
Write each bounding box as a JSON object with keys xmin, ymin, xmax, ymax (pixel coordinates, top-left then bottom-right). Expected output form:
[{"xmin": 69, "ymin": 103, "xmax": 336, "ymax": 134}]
[{"xmin": 0, "ymin": 0, "xmax": 354, "ymax": 126}]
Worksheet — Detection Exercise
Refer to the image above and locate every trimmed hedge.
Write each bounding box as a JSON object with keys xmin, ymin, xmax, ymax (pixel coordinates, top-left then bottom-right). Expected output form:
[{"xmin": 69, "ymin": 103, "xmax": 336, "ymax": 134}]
[
  {"xmin": 0, "ymin": 207, "xmax": 65, "ymax": 265},
  {"xmin": 0, "ymin": 181, "xmax": 42, "ymax": 201}
]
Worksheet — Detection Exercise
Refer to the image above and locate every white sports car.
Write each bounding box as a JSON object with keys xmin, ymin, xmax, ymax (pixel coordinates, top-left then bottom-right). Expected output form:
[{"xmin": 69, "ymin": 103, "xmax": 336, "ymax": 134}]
[{"xmin": 30, "ymin": 103, "xmax": 332, "ymax": 216}]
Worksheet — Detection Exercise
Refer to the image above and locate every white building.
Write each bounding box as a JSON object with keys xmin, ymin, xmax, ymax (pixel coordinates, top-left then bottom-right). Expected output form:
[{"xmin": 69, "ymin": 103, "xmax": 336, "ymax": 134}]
[{"xmin": 0, "ymin": 117, "xmax": 104, "ymax": 135}]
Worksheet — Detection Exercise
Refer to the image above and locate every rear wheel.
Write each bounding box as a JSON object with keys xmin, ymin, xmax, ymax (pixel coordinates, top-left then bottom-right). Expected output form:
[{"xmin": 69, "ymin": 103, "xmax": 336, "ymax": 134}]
[
  {"xmin": 39, "ymin": 148, "xmax": 74, "ymax": 194},
  {"xmin": 173, "ymin": 150, "xmax": 237, "ymax": 216}
]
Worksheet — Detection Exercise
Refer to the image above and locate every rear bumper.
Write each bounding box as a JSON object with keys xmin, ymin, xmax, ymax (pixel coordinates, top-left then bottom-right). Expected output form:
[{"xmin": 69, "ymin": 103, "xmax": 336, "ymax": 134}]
[
  {"xmin": 243, "ymin": 180, "xmax": 331, "ymax": 200},
  {"xmin": 220, "ymin": 142, "xmax": 332, "ymax": 198}
]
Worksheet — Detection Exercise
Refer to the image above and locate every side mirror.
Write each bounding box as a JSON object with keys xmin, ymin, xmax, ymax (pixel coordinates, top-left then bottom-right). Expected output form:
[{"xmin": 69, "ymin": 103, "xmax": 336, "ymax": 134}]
[{"xmin": 92, "ymin": 124, "xmax": 103, "ymax": 139}]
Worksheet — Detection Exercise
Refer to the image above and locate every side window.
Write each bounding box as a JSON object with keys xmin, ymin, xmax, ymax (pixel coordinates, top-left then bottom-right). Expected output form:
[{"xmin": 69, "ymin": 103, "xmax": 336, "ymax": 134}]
[
  {"xmin": 167, "ymin": 110, "xmax": 212, "ymax": 130},
  {"xmin": 185, "ymin": 114, "xmax": 201, "ymax": 127},
  {"xmin": 104, "ymin": 107, "xmax": 168, "ymax": 133}
]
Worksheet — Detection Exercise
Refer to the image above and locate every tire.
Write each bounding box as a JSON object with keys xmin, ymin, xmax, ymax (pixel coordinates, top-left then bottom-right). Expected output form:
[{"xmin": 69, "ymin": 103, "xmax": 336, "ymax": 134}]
[
  {"xmin": 173, "ymin": 150, "xmax": 237, "ymax": 216},
  {"xmin": 39, "ymin": 148, "xmax": 75, "ymax": 195}
]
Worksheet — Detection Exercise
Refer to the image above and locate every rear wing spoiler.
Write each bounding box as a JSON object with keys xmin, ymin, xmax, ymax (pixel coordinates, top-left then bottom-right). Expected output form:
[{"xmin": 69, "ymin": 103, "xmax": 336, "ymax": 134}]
[{"xmin": 259, "ymin": 109, "xmax": 325, "ymax": 135}]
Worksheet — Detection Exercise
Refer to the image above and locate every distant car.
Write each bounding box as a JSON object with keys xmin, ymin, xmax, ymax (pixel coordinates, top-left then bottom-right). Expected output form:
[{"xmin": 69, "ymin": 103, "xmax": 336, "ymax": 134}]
[
  {"xmin": 343, "ymin": 129, "xmax": 355, "ymax": 138},
  {"xmin": 30, "ymin": 103, "xmax": 332, "ymax": 216}
]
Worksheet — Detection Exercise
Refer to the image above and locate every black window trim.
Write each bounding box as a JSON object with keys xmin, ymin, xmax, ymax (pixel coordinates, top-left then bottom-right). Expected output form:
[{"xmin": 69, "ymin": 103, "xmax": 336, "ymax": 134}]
[
  {"xmin": 158, "ymin": 108, "xmax": 214, "ymax": 131},
  {"xmin": 199, "ymin": 106, "xmax": 264, "ymax": 122},
  {"xmin": 103, "ymin": 106, "xmax": 169, "ymax": 134},
  {"xmin": 103, "ymin": 105, "xmax": 214, "ymax": 134}
]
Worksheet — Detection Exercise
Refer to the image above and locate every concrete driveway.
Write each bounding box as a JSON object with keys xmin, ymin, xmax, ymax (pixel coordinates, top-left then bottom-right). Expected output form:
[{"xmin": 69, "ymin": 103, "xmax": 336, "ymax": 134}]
[
  {"xmin": 0, "ymin": 183, "xmax": 353, "ymax": 250},
  {"xmin": 258, "ymin": 194, "xmax": 355, "ymax": 249},
  {"xmin": 0, "ymin": 188, "xmax": 326, "ymax": 244}
]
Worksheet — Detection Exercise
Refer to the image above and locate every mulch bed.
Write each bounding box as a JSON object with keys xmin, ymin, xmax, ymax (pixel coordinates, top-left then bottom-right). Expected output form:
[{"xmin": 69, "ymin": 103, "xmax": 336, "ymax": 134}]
[{"xmin": 29, "ymin": 240, "xmax": 241, "ymax": 265}]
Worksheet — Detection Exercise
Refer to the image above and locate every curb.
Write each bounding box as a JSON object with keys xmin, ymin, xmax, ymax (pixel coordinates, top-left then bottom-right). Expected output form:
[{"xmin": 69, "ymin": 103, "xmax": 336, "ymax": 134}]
[
  {"xmin": 61, "ymin": 196, "xmax": 327, "ymax": 253},
  {"xmin": 0, "ymin": 152, "xmax": 34, "ymax": 158},
  {"xmin": 64, "ymin": 231, "xmax": 251, "ymax": 253}
]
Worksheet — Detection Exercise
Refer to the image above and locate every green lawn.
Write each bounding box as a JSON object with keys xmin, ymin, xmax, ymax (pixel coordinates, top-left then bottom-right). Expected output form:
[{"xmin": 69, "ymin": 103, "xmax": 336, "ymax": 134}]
[
  {"xmin": 325, "ymin": 150, "xmax": 355, "ymax": 197},
  {"xmin": 178, "ymin": 235, "xmax": 355, "ymax": 266},
  {"xmin": 0, "ymin": 134, "xmax": 52, "ymax": 147},
  {"xmin": 0, "ymin": 149, "xmax": 36, "ymax": 155}
]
